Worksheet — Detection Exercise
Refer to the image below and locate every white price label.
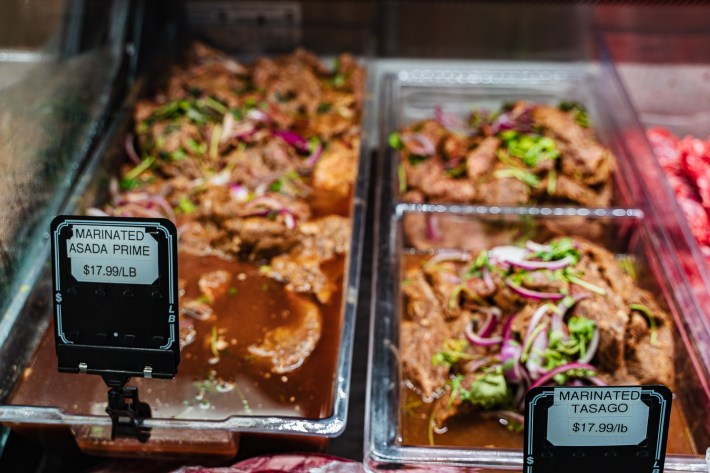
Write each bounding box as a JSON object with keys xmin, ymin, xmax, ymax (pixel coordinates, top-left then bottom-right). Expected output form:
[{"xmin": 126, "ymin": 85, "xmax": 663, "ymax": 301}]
[
  {"xmin": 66, "ymin": 225, "xmax": 159, "ymax": 285},
  {"xmin": 547, "ymin": 387, "xmax": 649, "ymax": 446}
]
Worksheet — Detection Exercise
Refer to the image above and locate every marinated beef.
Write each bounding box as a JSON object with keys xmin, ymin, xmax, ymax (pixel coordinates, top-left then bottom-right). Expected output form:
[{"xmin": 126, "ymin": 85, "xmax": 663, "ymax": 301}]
[
  {"xmin": 401, "ymin": 237, "xmax": 674, "ymax": 433},
  {"xmin": 532, "ymin": 105, "xmax": 613, "ymax": 186},
  {"xmin": 393, "ymin": 101, "xmax": 616, "ymax": 207},
  {"xmin": 94, "ymin": 43, "xmax": 363, "ymax": 385},
  {"xmin": 248, "ymin": 292, "xmax": 322, "ymax": 374},
  {"xmin": 266, "ymin": 216, "xmax": 350, "ymax": 303}
]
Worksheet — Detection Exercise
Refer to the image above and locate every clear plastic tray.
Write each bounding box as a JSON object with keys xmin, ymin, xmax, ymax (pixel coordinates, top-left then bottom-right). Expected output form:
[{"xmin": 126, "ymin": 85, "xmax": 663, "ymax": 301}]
[
  {"xmin": 0, "ymin": 51, "xmax": 373, "ymax": 458},
  {"xmin": 383, "ymin": 61, "xmax": 651, "ymax": 209},
  {"xmin": 365, "ymin": 61, "xmax": 710, "ymax": 472},
  {"xmin": 602, "ymin": 32, "xmax": 710, "ymax": 362}
]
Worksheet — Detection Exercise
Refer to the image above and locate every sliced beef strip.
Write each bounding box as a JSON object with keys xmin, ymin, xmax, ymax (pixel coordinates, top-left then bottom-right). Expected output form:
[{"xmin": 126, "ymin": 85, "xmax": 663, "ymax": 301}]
[
  {"xmin": 424, "ymin": 262, "xmax": 463, "ymax": 320},
  {"xmin": 538, "ymin": 174, "xmax": 610, "ymax": 207},
  {"xmin": 520, "ymin": 270, "xmax": 567, "ymax": 294},
  {"xmin": 178, "ymin": 221, "xmax": 235, "ymax": 257},
  {"xmin": 400, "ymin": 268, "xmax": 452, "ymax": 397},
  {"xmin": 440, "ymin": 134, "xmax": 470, "ymax": 165},
  {"xmin": 268, "ymin": 252, "xmax": 336, "ymax": 304},
  {"xmin": 401, "ymin": 320, "xmax": 450, "ymax": 400},
  {"xmin": 297, "ymin": 215, "xmax": 350, "ymax": 260},
  {"xmin": 247, "ymin": 292, "xmax": 322, "ymax": 374},
  {"xmin": 404, "ymin": 158, "xmax": 477, "ymax": 203},
  {"xmin": 403, "ymin": 119, "xmax": 449, "ymax": 149},
  {"xmin": 432, "ymin": 373, "xmax": 477, "ymax": 428},
  {"xmin": 466, "ymin": 137, "xmax": 500, "ymax": 180},
  {"xmin": 222, "ymin": 217, "xmax": 300, "ymax": 259},
  {"xmin": 313, "ymin": 139, "xmax": 358, "ymax": 198},
  {"xmin": 570, "ymin": 267, "xmax": 628, "ymax": 373},
  {"xmin": 478, "ymin": 177, "xmax": 530, "ymax": 205},
  {"xmin": 266, "ymin": 216, "xmax": 350, "ymax": 304},
  {"xmin": 532, "ymin": 105, "xmax": 613, "ymax": 186},
  {"xmin": 402, "ymin": 269, "xmax": 442, "ymax": 325},
  {"xmin": 198, "ymin": 270, "xmax": 232, "ymax": 302}
]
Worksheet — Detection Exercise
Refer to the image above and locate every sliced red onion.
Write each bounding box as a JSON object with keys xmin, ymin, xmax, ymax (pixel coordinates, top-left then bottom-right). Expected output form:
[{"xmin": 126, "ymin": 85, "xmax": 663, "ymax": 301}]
[
  {"xmin": 209, "ymin": 170, "xmax": 231, "ymax": 186},
  {"xmin": 247, "ymin": 108, "xmax": 271, "ymax": 123},
  {"xmin": 525, "ymin": 305, "xmax": 550, "ymax": 341},
  {"xmin": 426, "ymin": 214, "xmax": 442, "ymax": 241},
  {"xmin": 502, "ymin": 342, "xmax": 523, "ymax": 384},
  {"xmin": 220, "ymin": 113, "xmax": 234, "ymax": 143},
  {"xmin": 586, "ymin": 376, "xmax": 608, "ymax": 386},
  {"xmin": 504, "ymin": 255, "xmax": 575, "ymax": 271},
  {"xmin": 550, "ymin": 308, "xmax": 565, "ymax": 337},
  {"xmin": 489, "ymin": 245, "xmax": 529, "ymax": 266},
  {"xmin": 86, "ymin": 207, "xmax": 109, "ymax": 217},
  {"xmin": 434, "ymin": 106, "xmax": 469, "ymax": 134},
  {"xmin": 124, "ymin": 134, "xmax": 141, "ymax": 164},
  {"xmin": 556, "ymin": 292, "xmax": 590, "ymax": 315},
  {"xmin": 280, "ymin": 209, "xmax": 296, "ymax": 230},
  {"xmin": 425, "ymin": 250, "xmax": 471, "ymax": 268},
  {"xmin": 477, "ymin": 308, "xmax": 501, "ymax": 338},
  {"xmin": 506, "ymin": 278, "xmax": 564, "ymax": 301},
  {"xmin": 305, "ymin": 143, "xmax": 323, "ymax": 167},
  {"xmin": 119, "ymin": 193, "xmax": 175, "ymax": 220},
  {"xmin": 231, "ymin": 120, "xmax": 257, "ymax": 140},
  {"xmin": 274, "ymin": 130, "xmax": 309, "ymax": 152},
  {"xmin": 528, "ymin": 362, "xmax": 597, "ymax": 390},
  {"xmin": 525, "ymin": 323, "xmax": 549, "ymax": 379},
  {"xmin": 526, "ymin": 241, "xmax": 551, "ymax": 253},
  {"xmin": 246, "ymin": 196, "xmax": 287, "ymax": 211},
  {"xmin": 465, "ymin": 312, "xmax": 503, "ymax": 346},
  {"xmin": 578, "ymin": 326, "xmax": 600, "ymax": 364},
  {"xmin": 402, "ymin": 132, "xmax": 436, "ymax": 156},
  {"xmin": 481, "ymin": 266, "xmax": 495, "ymax": 293},
  {"xmin": 465, "ymin": 325, "xmax": 502, "ymax": 346},
  {"xmin": 230, "ymin": 184, "xmax": 249, "ymax": 202}
]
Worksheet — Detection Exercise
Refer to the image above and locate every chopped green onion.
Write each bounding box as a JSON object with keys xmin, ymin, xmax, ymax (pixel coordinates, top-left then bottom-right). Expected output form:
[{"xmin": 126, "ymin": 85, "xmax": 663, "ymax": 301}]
[
  {"xmin": 630, "ymin": 303, "xmax": 658, "ymax": 346},
  {"xmin": 493, "ymin": 168, "xmax": 540, "ymax": 188},
  {"xmin": 566, "ymin": 275, "xmax": 606, "ymax": 296},
  {"xmin": 204, "ymin": 96, "xmax": 228, "ymax": 115},
  {"xmin": 210, "ymin": 124, "xmax": 222, "ymax": 160},
  {"xmin": 177, "ymin": 196, "xmax": 197, "ymax": 214},
  {"xmin": 389, "ymin": 132, "xmax": 404, "ymax": 150},
  {"xmin": 124, "ymin": 156, "xmax": 155, "ymax": 181},
  {"xmin": 547, "ymin": 168, "xmax": 557, "ymax": 195},
  {"xmin": 398, "ymin": 163, "xmax": 407, "ymax": 193}
]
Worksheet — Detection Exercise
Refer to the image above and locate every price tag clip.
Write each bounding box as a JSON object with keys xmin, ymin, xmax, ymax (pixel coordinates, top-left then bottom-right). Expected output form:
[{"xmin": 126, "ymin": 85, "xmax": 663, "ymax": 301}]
[
  {"xmin": 50, "ymin": 215, "xmax": 180, "ymax": 442},
  {"xmin": 524, "ymin": 385, "xmax": 672, "ymax": 473}
]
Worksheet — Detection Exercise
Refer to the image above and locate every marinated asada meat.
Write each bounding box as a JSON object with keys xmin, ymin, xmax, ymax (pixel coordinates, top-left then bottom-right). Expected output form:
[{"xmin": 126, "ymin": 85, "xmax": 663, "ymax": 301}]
[
  {"xmin": 392, "ymin": 101, "xmax": 615, "ymax": 207},
  {"xmin": 401, "ymin": 238, "xmax": 673, "ymax": 432},
  {"xmin": 92, "ymin": 43, "xmax": 363, "ymax": 376}
]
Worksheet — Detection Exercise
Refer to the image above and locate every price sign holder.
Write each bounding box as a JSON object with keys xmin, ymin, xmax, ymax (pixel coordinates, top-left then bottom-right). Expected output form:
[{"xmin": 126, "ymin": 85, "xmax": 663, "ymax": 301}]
[
  {"xmin": 50, "ymin": 216, "xmax": 180, "ymax": 442},
  {"xmin": 524, "ymin": 385, "xmax": 672, "ymax": 473}
]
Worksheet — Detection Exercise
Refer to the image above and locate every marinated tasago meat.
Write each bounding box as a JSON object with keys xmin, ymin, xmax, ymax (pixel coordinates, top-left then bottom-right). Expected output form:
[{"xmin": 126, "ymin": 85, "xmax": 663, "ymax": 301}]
[
  {"xmin": 91, "ymin": 43, "xmax": 363, "ymax": 378},
  {"xmin": 400, "ymin": 238, "xmax": 673, "ymax": 435},
  {"xmin": 391, "ymin": 101, "xmax": 615, "ymax": 206}
]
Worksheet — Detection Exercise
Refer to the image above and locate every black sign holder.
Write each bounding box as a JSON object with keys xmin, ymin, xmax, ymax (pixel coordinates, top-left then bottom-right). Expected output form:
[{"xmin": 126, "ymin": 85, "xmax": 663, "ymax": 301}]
[
  {"xmin": 50, "ymin": 216, "xmax": 180, "ymax": 442},
  {"xmin": 524, "ymin": 385, "xmax": 672, "ymax": 473}
]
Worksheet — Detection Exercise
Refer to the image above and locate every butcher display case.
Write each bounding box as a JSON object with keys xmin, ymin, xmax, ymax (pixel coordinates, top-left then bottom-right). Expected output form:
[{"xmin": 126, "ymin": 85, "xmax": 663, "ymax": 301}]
[{"xmin": 0, "ymin": 1, "xmax": 709, "ymax": 472}]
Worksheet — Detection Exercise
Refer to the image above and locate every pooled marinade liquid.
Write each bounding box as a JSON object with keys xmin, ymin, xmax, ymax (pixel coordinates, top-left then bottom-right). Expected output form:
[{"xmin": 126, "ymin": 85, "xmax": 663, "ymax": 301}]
[
  {"xmin": 10, "ymin": 254, "xmax": 344, "ymax": 420},
  {"xmin": 398, "ymin": 254, "xmax": 697, "ymax": 454},
  {"xmin": 9, "ymin": 185, "xmax": 350, "ymax": 436}
]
